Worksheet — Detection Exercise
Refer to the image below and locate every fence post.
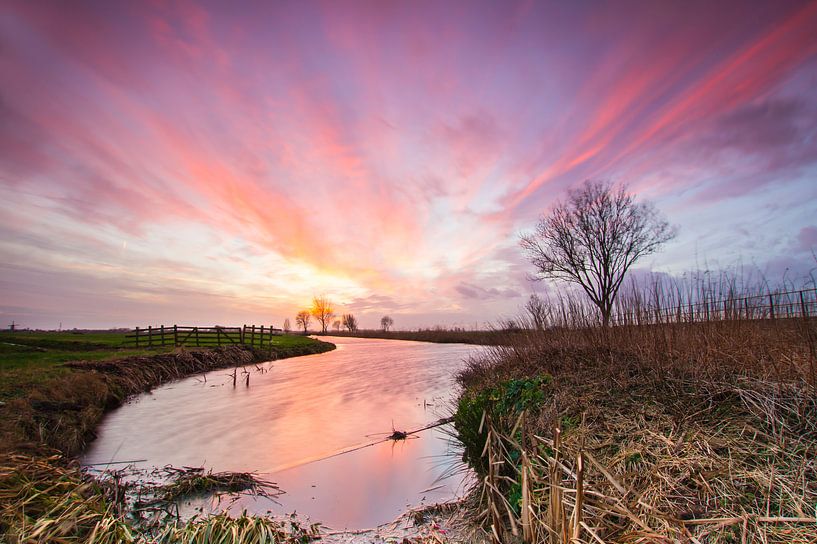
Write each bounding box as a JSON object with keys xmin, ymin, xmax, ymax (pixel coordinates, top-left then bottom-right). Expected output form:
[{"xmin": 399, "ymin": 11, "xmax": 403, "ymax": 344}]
[
  {"xmin": 148, "ymin": 325, "xmax": 153, "ymax": 347},
  {"xmin": 801, "ymin": 291, "xmax": 809, "ymax": 320},
  {"xmin": 174, "ymin": 324, "xmax": 178, "ymax": 346},
  {"xmin": 135, "ymin": 326, "xmax": 140, "ymax": 348},
  {"xmin": 251, "ymin": 325, "xmax": 256, "ymax": 347},
  {"xmin": 241, "ymin": 325, "xmax": 246, "ymax": 344},
  {"xmin": 160, "ymin": 325, "xmax": 165, "ymax": 346},
  {"xmin": 260, "ymin": 325, "xmax": 265, "ymax": 348},
  {"xmin": 195, "ymin": 327, "xmax": 200, "ymax": 347},
  {"xmin": 769, "ymin": 294, "xmax": 775, "ymax": 321}
]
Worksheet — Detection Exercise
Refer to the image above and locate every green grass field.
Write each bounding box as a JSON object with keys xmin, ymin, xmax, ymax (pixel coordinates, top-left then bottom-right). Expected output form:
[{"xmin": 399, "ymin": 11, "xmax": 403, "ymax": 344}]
[
  {"xmin": 0, "ymin": 331, "xmax": 165, "ymax": 401},
  {"xmin": 0, "ymin": 331, "xmax": 319, "ymax": 401}
]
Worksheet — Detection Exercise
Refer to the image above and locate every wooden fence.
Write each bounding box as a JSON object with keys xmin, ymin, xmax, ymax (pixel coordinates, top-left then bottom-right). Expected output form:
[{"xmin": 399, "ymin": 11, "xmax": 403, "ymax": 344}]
[
  {"xmin": 123, "ymin": 325, "xmax": 282, "ymax": 348},
  {"xmin": 609, "ymin": 288, "xmax": 817, "ymax": 327}
]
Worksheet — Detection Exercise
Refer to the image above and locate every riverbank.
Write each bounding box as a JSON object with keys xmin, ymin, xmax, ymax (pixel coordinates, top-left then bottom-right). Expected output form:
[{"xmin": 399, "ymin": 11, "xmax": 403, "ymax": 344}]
[
  {"xmin": 0, "ymin": 334, "xmax": 336, "ymax": 542},
  {"xmin": 452, "ymin": 318, "xmax": 817, "ymax": 542}
]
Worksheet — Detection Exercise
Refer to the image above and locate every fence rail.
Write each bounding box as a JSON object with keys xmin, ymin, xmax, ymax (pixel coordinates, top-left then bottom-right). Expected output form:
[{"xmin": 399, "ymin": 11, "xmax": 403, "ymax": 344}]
[
  {"xmin": 123, "ymin": 325, "xmax": 282, "ymax": 348},
  {"xmin": 609, "ymin": 288, "xmax": 817, "ymax": 327}
]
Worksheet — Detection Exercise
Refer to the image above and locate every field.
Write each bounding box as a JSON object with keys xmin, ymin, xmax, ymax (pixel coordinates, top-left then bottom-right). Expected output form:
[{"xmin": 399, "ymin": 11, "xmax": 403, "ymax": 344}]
[
  {"xmin": 0, "ymin": 330, "xmax": 319, "ymax": 401},
  {"xmin": 1, "ymin": 331, "xmax": 166, "ymax": 401}
]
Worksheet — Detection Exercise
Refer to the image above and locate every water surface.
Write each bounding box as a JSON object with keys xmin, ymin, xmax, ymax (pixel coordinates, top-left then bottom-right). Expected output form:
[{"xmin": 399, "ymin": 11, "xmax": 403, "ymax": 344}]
[{"xmin": 82, "ymin": 336, "xmax": 482, "ymax": 529}]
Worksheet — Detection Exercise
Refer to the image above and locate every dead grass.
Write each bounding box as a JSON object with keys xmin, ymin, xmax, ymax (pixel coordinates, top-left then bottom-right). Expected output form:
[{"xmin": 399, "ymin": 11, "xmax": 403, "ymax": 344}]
[
  {"xmin": 0, "ymin": 454, "xmax": 135, "ymax": 543},
  {"xmin": 155, "ymin": 467, "xmax": 279, "ymax": 503},
  {"xmin": 455, "ymin": 316, "xmax": 817, "ymax": 543},
  {"xmin": 0, "ymin": 454, "xmax": 308, "ymax": 543},
  {"xmin": 153, "ymin": 511, "xmax": 317, "ymax": 543}
]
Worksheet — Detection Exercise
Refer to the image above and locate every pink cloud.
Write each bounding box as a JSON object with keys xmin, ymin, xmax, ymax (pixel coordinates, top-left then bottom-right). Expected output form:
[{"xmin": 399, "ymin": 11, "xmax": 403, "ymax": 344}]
[{"xmin": 2, "ymin": 0, "xmax": 817, "ymax": 328}]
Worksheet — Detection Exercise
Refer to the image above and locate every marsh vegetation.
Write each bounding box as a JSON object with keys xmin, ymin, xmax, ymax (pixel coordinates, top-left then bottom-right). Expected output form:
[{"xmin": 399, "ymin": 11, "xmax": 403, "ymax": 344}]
[{"xmin": 452, "ymin": 275, "xmax": 817, "ymax": 543}]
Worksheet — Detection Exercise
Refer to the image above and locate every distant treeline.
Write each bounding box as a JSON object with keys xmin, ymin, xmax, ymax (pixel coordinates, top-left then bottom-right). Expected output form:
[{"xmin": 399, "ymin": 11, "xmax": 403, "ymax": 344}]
[{"xmin": 319, "ymin": 328, "xmax": 518, "ymax": 345}]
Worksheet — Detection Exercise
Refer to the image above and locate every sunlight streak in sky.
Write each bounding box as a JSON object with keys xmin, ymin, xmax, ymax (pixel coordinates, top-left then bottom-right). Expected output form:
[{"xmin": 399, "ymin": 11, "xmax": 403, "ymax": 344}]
[{"xmin": 1, "ymin": 0, "xmax": 816, "ymax": 328}]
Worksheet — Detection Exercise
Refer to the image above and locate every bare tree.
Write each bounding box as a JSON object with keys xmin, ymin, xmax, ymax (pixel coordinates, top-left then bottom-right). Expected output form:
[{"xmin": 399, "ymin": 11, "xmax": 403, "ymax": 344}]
[
  {"xmin": 295, "ymin": 311, "xmax": 311, "ymax": 333},
  {"xmin": 310, "ymin": 296, "xmax": 335, "ymax": 333},
  {"xmin": 525, "ymin": 294, "xmax": 548, "ymax": 330},
  {"xmin": 380, "ymin": 315, "xmax": 394, "ymax": 332},
  {"xmin": 332, "ymin": 319, "xmax": 341, "ymax": 332},
  {"xmin": 520, "ymin": 180, "xmax": 676, "ymax": 327},
  {"xmin": 282, "ymin": 318, "xmax": 291, "ymax": 333},
  {"xmin": 342, "ymin": 313, "xmax": 358, "ymax": 332}
]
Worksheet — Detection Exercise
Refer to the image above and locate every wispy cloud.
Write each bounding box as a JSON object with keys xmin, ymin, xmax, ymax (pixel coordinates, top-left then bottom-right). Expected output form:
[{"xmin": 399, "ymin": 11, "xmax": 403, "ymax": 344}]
[{"xmin": 1, "ymin": 0, "xmax": 816, "ymax": 328}]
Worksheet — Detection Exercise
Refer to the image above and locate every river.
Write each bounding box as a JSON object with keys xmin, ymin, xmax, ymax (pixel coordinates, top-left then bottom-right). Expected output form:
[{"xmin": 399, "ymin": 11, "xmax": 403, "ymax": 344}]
[{"xmin": 81, "ymin": 336, "xmax": 483, "ymax": 530}]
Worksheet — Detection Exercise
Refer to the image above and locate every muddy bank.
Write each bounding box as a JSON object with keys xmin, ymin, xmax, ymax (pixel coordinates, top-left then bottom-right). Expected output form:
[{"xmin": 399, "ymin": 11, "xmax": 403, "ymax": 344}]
[{"xmin": 3, "ymin": 340, "xmax": 335, "ymax": 457}]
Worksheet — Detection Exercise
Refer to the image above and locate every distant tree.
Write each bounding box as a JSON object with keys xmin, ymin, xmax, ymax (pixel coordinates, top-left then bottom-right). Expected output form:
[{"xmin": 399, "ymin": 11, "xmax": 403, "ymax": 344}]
[
  {"xmin": 342, "ymin": 313, "xmax": 358, "ymax": 332},
  {"xmin": 295, "ymin": 311, "xmax": 311, "ymax": 333},
  {"xmin": 380, "ymin": 315, "xmax": 394, "ymax": 332},
  {"xmin": 310, "ymin": 296, "xmax": 335, "ymax": 334},
  {"xmin": 525, "ymin": 294, "xmax": 548, "ymax": 330},
  {"xmin": 520, "ymin": 180, "xmax": 676, "ymax": 327},
  {"xmin": 500, "ymin": 318, "xmax": 521, "ymax": 332},
  {"xmin": 282, "ymin": 318, "xmax": 291, "ymax": 333},
  {"xmin": 332, "ymin": 320, "xmax": 341, "ymax": 331}
]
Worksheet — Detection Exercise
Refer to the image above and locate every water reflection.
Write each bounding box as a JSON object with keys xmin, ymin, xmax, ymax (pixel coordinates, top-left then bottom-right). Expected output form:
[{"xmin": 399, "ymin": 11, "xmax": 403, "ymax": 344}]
[{"xmin": 82, "ymin": 337, "xmax": 482, "ymax": 529}]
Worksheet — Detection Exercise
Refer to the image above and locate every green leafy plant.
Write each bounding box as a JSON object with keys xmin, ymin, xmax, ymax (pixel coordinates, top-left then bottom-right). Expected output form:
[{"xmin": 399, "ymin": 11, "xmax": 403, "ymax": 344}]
[{"xmin": 454, "ymin": 375, "xmax": 550, "ymax": 476}]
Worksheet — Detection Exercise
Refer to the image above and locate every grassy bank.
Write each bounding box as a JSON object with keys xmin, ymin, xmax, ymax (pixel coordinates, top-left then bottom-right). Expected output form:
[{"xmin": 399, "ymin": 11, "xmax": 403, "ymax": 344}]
[
  {"xmin": 452, "ymin": 317, "xmax": 817, "ymax": 543},
  {"xmin": 0, "ymin": 331, "xmax": 323, "ymax": 402},
  {"xmin": 0, "ymin": 333, "xmax": 335, "ymax": 542},
  {"xmin": 0, "ymin": 331, "xmax": 174, "ymax": 402}
]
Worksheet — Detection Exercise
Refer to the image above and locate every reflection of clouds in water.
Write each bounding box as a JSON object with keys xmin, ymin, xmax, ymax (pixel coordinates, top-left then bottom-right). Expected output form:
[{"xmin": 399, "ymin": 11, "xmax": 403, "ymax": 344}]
[{"xmin": 83, "ymin": 337, "xmax": 483, "ymax": 529}]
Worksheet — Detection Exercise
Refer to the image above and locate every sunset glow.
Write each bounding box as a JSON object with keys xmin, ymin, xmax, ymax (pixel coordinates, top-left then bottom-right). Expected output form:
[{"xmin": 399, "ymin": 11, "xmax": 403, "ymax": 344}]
[{"xmin": 2, "ymin": 0, "xmax": 816, "ymax": 329}]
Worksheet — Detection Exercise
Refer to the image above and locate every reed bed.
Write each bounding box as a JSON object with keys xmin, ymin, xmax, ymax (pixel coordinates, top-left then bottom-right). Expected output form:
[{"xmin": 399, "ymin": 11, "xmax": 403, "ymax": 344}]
[
  {"xmin": 455, "ymin": 275, "xmax": 817, "ymax": 543},
  {"xmin": 461, "ymin": 370, "xmax": 816, "ymax": 543},
  {"xmin": 152, "ymin": 512, "xmax": 317, "ymax": 544},
  {"xmin": 0, "ymin": 454, "xmax": 135, "ymax": 543},
  {"xmin": 0, "ymin": 454, "xmax": 314, "ymax": 543}
]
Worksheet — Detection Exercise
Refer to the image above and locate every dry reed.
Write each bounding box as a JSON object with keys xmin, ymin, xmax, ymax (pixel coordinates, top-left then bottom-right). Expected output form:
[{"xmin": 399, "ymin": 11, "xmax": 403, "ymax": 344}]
[{"xmin": 456, "ymin": 275, "xmax": 817, "ymax": 543}]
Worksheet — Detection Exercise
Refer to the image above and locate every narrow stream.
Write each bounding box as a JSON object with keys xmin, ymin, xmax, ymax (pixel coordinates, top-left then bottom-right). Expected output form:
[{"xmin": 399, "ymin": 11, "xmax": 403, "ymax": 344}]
[{"xmin": 82, "ymin": 337, "xmax": 483, "ymax": 530}]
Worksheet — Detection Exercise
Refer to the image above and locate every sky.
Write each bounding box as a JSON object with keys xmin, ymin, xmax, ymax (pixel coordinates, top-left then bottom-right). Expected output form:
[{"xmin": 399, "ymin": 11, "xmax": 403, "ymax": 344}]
[{"xmin": 1, "ymin": 0, "xmax": 817, "ymax": 330}]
